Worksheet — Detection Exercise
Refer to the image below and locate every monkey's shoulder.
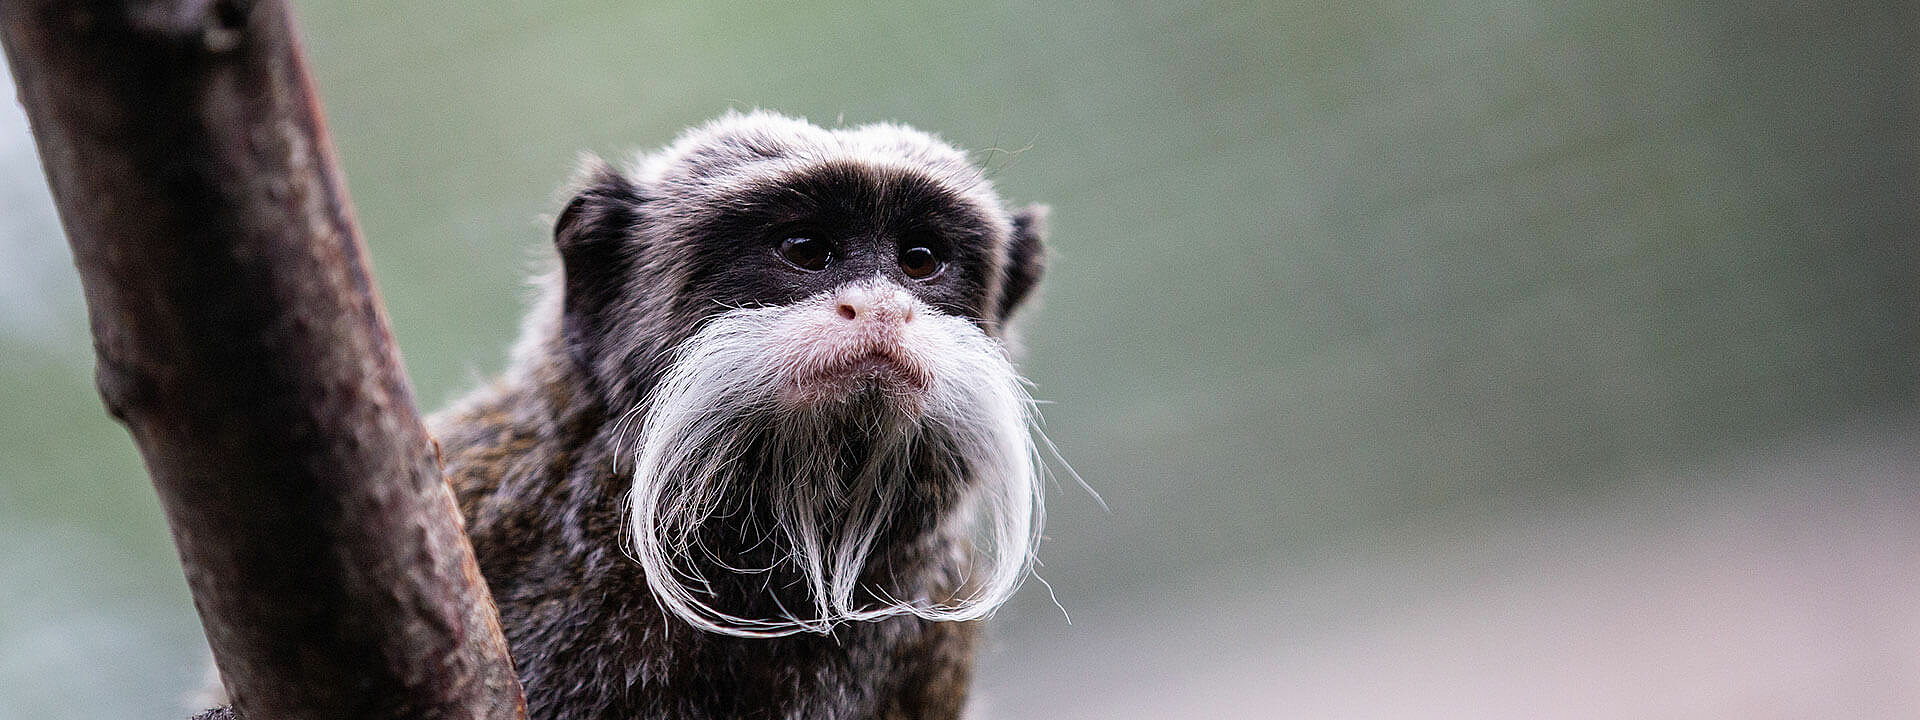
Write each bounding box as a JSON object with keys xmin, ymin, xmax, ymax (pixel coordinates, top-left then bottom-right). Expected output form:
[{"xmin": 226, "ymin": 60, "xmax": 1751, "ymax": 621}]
[
  {"xmin": 427, "ymin": 366, "xmax": 608, "ymax": 534},
  {"xmin": 430, "ymin": 385, "xmax": 542, "ymax": 499}
]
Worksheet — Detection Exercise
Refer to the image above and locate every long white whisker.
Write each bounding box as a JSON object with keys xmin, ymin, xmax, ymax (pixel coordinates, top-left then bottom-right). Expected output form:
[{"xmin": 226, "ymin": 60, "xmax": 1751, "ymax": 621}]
[{"xmin": 622, "ymin": 291, "xmax": 1048, "ymax": 638}]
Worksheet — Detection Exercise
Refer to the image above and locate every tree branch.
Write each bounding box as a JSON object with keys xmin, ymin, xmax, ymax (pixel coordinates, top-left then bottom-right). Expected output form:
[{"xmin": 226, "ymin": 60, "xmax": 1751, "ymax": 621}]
[{"xmin": 0, "ymin": 0, "xmax": 526, "ymax": 717}]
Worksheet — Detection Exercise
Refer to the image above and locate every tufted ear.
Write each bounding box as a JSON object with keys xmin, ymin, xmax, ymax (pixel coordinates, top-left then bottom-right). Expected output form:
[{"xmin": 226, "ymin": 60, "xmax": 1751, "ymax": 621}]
[
  {"xmin": 996, "ymin": 203, "xmax": 1048, "ymax": 321},
  {"xmin": 554, "ymin": 157, "xmax": 645, "ymax": 366}
]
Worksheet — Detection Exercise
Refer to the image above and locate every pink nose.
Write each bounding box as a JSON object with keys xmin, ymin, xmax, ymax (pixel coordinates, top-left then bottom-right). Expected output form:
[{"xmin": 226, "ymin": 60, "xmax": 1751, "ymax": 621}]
[{"xmin": 833, "ymin": 284, "xmax": 916, "ymax": 326}]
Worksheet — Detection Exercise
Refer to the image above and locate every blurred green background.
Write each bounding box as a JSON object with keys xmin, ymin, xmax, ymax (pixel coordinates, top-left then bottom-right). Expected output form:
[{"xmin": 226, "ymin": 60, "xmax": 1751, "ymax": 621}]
[{"xmin": 2, "ymin": 1, "xmax": 1916, "ymax": 717}]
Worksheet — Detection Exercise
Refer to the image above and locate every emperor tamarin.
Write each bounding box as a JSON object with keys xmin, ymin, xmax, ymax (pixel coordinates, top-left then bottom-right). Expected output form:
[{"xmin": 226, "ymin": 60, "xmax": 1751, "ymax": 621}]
[{"xmin": 428, "ymin": 110, "xmax": 1052, "ymax": 719}]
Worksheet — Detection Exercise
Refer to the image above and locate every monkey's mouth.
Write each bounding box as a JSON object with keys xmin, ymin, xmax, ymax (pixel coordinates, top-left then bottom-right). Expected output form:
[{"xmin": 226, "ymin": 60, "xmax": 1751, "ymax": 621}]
[
  {"xmin": 826, "ymin": 349, "xmax": 930, "ymax": 389},
  {"xmin": 784, "ymin": 349, "xmax": 932, "ymax": 407}
]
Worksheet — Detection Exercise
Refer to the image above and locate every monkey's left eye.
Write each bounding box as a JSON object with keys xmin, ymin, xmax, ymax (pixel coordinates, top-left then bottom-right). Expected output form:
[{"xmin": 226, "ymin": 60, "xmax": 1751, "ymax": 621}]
[
  {"xmin": 899, "ymin": 246, "xmax": 943, "ymax": 279},
  {"xmin": 779, "ymin": 237, "xmax": 831, "ymax": 271}
]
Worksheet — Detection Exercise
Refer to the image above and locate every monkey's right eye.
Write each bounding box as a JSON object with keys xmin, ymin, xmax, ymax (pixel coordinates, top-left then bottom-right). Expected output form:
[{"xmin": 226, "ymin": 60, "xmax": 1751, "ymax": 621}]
[{"xmin": 778, "ymin": 237, "xmax": 831, "ymax": 271}]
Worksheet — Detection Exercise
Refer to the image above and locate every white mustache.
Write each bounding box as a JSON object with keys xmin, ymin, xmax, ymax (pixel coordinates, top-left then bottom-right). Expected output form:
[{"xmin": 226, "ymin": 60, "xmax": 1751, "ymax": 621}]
[{"xmin": 621, "ymin": 287, "xmax": 1044, "ymax": 638}]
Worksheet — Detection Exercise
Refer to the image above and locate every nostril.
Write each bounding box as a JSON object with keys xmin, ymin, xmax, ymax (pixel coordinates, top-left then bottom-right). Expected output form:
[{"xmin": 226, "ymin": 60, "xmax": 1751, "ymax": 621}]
[{"xmin": 837, "ymin": 303, "xmax": 858, "ymax": 321}]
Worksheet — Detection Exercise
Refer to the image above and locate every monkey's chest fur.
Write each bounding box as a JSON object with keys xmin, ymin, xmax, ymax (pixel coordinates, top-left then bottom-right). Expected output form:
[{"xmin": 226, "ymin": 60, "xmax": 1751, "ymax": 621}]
[{"xmin": 432, "ymin": 367, "xmax": 979, "ymax": 720}]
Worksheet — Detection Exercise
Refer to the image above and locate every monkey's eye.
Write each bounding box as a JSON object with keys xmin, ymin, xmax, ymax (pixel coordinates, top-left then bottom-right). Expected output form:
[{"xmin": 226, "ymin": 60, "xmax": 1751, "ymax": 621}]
[
  {"xmin": 899, "ymin": 246, "xmax": 943, "ymax": 279},
  {"xmin": 779, "ymin": 237, "xmax": 831, "ymax": 271}
]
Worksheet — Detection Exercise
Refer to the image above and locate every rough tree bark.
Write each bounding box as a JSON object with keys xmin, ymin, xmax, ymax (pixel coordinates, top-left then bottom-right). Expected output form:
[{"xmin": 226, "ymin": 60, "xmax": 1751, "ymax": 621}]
[{"xmin": 0, "ymin": 0, "xmax": 527, "ymax": 717}]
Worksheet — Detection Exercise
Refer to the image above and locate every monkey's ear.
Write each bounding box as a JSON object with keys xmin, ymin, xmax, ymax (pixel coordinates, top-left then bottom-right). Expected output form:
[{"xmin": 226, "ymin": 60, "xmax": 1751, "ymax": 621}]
[
  {"xmin": 995, "ymin": 203, "xmax": 1048, "ymax": 321},
  {"xmin": 554, "ymin": 157, "xmax": 644, "ymax": 352},
  {"xmin": 554, "ymin": 157, "xmax": 642, "ymax": 257}
]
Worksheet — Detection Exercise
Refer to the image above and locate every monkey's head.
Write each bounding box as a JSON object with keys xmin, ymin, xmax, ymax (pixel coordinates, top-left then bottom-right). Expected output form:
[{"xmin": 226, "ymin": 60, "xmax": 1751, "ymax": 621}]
[{"xmin": 551, "ymin": 111, "xmax": 1049, "ymax": 637}]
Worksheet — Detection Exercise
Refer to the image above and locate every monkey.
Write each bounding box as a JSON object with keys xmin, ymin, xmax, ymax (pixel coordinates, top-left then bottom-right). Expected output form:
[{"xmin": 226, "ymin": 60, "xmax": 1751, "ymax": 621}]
[{"xmin": 196, "ymin": 110, "xmax": 1054, "ymax": 720}]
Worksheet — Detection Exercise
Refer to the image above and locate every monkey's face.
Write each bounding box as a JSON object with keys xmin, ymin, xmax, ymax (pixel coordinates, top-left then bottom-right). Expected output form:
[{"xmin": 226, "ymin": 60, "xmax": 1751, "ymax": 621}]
[
  {"xmin": 552, "ymin": 112, "xmax": 1050, "ymax": 636},
  {"xmin": 554, "ymin": 117, "xmax": 1046, "ymax": 409},
  {"xmin": 656, "ymin": 155, "xmax": 1028, "ymax": 415}
]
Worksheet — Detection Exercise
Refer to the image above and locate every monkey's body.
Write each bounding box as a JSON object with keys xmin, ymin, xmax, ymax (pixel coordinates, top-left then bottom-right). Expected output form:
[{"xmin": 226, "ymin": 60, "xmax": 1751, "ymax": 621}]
[{"xmin": 433, "ymin": 346, "xmax": 977, "ymax": 720}]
